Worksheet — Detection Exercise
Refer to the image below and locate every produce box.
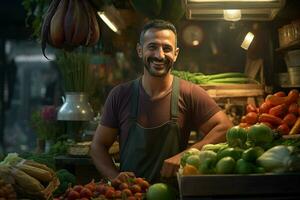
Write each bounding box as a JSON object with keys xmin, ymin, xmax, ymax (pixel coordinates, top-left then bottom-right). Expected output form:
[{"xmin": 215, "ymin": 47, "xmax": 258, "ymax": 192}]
[
  {"xmin": 177, "ymin": 173, "xmax": 300, "ymax": 199},
  {"xmin": 200, "ymin": 84, "xmax": 264, "ymax": 98}
]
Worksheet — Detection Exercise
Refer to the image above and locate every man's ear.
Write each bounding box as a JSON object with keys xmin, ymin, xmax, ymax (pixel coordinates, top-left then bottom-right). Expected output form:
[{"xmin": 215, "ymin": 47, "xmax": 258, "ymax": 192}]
[
  {"xmin": 136, "ymin": 43, "xmax": 142, "ymax": 58},
  {"xmin": 174, "ymin": 47, "xmax": 180, "ymax": 62}
]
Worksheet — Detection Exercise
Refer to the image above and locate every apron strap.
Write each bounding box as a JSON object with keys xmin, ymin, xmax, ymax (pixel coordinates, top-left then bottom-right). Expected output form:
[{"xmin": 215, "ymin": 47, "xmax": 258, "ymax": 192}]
[{"xmin": 171, "ymin": 76, "xmax": 179, "ymax": 121}]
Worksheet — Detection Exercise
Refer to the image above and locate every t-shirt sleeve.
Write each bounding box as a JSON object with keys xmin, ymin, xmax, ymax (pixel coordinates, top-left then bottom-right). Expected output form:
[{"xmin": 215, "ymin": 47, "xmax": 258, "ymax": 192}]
[
  {"xmin": 190, "ymin": 84, "xmax": 221, "ymax": 128},
  {"xmin": 100, "ymin": 86, "xmax": 120, "ymax": 128}
]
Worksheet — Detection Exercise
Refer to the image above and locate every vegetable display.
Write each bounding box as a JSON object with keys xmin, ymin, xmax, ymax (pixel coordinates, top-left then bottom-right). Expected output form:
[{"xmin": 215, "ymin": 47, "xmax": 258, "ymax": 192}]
[
  {"xmin": 179, "ymin": 124, "xmax": 300, "ymax": 176},
  {"xmin": 172, "ymin": 70, "xmax": 258, "ymax": 85},
  {"xmin": 54, "ymin": 177, "xmax": 151, "ymax": 200},
  {"xmin": 241, "ymin": 89, "xmax": 300, "ymax": 135},
  {"xmin": 0, "ymin": 153, "xmax": 59, "ymax": 199}
]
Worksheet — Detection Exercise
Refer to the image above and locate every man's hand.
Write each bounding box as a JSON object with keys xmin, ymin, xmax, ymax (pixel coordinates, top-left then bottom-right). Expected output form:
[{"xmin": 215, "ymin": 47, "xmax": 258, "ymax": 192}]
[
  {"xmin": 112, "ymin": 171, "xmax": 135, "ymax": 183},
  {"xmin": 160, "ymin": 154, "xmax": 181, "ymax": 178}
]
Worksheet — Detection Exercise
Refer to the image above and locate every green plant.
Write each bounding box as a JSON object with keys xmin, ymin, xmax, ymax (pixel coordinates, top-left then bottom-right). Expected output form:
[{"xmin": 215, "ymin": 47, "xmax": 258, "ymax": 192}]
[
  {"xmin": 56, "ymin": 50, "xmax": 95, "ymax": 96},
  {"xmin": 30, "ymin": 105, "xmax": 63, "ymax": 141},
  {"xmin": 22, "ymin": 0, "xmax": 50, "ymax": 39}
]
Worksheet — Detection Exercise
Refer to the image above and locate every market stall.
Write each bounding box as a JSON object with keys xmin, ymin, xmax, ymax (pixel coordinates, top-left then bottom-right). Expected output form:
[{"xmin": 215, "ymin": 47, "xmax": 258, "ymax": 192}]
[{"xmin": 1, "ymin": 0, "xmax": 300, "ymax": 200}]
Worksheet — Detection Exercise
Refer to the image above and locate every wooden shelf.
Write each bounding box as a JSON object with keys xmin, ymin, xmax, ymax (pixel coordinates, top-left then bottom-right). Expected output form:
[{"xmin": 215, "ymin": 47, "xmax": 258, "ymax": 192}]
[
  {"xmin": 276, "ymin": 39, "xmax": 300, "ymax": 53},
  {"xmin": 200, "ymin": 84, "xmax": 264, "ymax": 98},
  {"xmin": 279, "ymin": 84, "xmax": 300, "ymax": 88}
]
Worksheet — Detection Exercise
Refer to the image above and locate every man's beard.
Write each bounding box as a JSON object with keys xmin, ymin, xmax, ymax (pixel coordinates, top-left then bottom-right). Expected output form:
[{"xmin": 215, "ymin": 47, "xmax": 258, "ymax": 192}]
[{"xmin": 144, "ymin": 57, "xmax": 173, "ymax": 77}]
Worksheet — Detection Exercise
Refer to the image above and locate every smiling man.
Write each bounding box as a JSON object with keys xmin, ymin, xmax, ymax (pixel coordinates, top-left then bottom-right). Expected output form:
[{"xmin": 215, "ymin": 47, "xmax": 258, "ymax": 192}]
[{"xmin": 91, "ymin": 19, "xmax": 232, "ymax": 183}]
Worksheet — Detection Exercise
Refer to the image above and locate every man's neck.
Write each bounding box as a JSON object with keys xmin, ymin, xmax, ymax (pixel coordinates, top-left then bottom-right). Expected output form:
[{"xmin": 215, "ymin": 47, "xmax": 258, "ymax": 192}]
[{"xmin": 142, "ymin": 73, "xmax": 173, "ymax": 98}]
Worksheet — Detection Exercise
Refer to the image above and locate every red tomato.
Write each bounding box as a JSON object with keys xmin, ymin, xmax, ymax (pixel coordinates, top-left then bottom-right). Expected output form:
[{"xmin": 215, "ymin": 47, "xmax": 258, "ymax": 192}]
[
  {"xmin": 119, "ymin": 182, "xmax": 129, "ymax": 190},
  {"xmin": 122, "ymin": 188, "xmax": 133, "ymax": 197},
  {"xmin": 105, "ymin": 189, "xmax": 115, "ymax": 199},
  {"xmin": 245, "ymin": 112, "xmax": 258, "ymax": 125},
  {"xmin": 130, "ymin": 184, "xmax": 142, "ymax": 194},
  {"xmin": 80, "ymin": 188, "xmax": 92, "ymax": 199},
  {"xmin": 67, "ymin": 190, "xmax": 80, "ymax": 200},
  {"xmin": 73, "ymin": 185, "xmax": 84, "ymax": 193}
]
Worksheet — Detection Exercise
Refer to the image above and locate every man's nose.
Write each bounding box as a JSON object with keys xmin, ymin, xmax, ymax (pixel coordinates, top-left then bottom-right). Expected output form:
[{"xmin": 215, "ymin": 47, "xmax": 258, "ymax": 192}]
[{"xmin": 155, "ymin": 47, "xmax": 165, "ymax": 59}]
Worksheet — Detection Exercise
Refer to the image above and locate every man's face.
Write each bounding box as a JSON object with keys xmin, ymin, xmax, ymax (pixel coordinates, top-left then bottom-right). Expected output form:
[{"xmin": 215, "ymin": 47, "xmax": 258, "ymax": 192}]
[{"xmin": 137, "ymin": 28, "xmax": 179, "ymax": 77}]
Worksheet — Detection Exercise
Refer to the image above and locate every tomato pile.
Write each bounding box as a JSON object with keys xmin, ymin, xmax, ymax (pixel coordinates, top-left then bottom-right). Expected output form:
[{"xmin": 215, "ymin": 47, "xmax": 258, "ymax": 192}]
[
  {"xmin": 54, "ymin": 177, "xmax": 150, "ymax": 200},
  {"xmin": 241, "ymin": 89, "xmax": 300, "ymax": 135}
]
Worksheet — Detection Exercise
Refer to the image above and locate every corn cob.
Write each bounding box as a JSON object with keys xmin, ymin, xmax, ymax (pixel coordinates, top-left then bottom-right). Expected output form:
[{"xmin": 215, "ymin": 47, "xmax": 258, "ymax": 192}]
[
  {"xmin": 11, "ymin": 167, "xmax": 45, "ymax": 192},
  {"xmin": 24, "ymin": 159, "xmax": 53, "ymax": 172},
  {"xmin": 17, "ymin": 164, "xmax": 52, "ymax": 182}
]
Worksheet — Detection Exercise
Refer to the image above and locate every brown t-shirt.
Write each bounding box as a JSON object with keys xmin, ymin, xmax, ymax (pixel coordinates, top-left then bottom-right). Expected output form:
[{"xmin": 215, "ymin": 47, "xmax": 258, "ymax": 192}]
[{"xmin": 100, "ymin": 78, "xmax": 221, "ymax": 148}]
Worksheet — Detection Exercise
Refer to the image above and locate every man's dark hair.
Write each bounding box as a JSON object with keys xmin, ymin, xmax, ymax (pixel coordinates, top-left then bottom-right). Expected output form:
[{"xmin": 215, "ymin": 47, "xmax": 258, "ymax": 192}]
[{"xmin": 139, "ymin": 19, "xmax": 177, "ymax": 46}]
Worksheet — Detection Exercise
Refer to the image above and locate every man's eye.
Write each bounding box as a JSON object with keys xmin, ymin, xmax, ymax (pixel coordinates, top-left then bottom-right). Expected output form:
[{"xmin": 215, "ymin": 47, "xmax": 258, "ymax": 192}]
[
  {"xmin": 163, "ymin": 47, "xmax": 172, "ymax": 52},
  {"xmin": 148, "ymin": 45, "xmax": 156, "ymax": 50}
]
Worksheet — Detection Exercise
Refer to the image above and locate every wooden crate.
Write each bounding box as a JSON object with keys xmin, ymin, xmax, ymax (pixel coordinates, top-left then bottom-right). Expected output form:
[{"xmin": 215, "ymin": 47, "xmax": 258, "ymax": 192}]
[
  {"xmin": 200, "ymin": 84, "xmax": 264, "ymax": 98},
  {"xmin": 178, "ymin": 173, "xmax": 300, "ymax": 199},
  {"xmin": 200, "ymin": 84, "xmax": 265, "ymax": 107}
]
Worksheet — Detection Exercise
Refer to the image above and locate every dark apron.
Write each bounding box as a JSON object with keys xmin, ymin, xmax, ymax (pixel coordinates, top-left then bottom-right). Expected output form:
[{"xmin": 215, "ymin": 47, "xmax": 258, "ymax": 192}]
[{"xmin": 120, "ymin": 76, "xmax": 183, "ymax": 183}]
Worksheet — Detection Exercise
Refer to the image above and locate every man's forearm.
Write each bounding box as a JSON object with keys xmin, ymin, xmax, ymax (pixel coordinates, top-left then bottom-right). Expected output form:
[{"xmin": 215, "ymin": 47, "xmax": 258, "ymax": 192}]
[
  {"xmin": 90, "ymin": 144, "xmax": 119, "ymax": 180},
  {"xmin": 191, "ymin": 123, "xmax": 229, "ymax": 150}
]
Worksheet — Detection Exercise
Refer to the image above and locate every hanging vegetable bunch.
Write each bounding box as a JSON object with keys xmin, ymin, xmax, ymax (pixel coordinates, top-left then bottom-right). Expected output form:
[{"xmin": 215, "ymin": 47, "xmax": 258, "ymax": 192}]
[{"xmin": 41, "ymin": 0, "xmax": 100, "ymax": 57}]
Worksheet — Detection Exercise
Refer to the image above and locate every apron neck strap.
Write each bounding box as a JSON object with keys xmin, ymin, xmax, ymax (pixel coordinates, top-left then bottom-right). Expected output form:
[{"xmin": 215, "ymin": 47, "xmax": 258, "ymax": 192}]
[
  {"xmin": 130, "ymin": 78, "xmax": 140, "ymax": 119},
  {"xmin": 171, "ymin": 76, "xmax": 179, "ymax": 120}
]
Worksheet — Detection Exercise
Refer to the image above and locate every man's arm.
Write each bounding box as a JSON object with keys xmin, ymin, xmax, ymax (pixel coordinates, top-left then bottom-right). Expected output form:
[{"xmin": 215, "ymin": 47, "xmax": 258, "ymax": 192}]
[
  {"xmin": 191, "ymin": 110, "xmax": 233, "ymax": 150},
  {"xmin": 161, "ymin": 111, "xmax": 233, "ymax": 177},
  {"xmin": 90, "ymin": 124, "xmax": 120, "ymax": 180}
]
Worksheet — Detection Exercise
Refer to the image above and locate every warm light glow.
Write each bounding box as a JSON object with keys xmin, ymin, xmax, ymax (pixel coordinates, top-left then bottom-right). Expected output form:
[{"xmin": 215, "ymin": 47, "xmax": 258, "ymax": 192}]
[
  {"xmin": 97, "ymin": 12, "xmax": 119, "ymax": 33},
  {"xmin": 223, "ymin": 9, "xmax": 241, "ymax": 21},
  {"xmin": 241, "ymin": 32, "xmax": 255, "ymax": 50},
  {"xmin": 192, "ymin": 40, "xmax": 200, "ymax": 46}
]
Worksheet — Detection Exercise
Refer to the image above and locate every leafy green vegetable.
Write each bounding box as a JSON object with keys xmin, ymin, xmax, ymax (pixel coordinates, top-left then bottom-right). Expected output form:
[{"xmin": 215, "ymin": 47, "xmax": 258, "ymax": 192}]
[{"xmin": 53, "ymin": 169, "xmax": 76, "ymax": 196}]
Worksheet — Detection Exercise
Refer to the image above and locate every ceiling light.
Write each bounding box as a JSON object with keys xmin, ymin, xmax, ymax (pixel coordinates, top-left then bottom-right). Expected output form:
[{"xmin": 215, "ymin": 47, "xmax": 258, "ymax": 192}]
[
  {"xmin": 241, "ymin": 32, "xmax": 254, "ymax": 50},
  {"xmin": 224, "ymin": 9, "xmax": 241, "ymax": 21},
  {"xmin": 98, "ymin": 11, "xmax": 120, "ymax": 34},
  {"xmin": 184, "ymin": 0, "xmax": 285, "ymax": 21}
]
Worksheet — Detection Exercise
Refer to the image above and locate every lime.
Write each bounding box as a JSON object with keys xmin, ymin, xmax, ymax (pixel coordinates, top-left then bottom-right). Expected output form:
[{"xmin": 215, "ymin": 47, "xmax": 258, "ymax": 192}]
[{"xmin": 146, "ymin": 183, "xmax": 176, "ymax": 200}]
